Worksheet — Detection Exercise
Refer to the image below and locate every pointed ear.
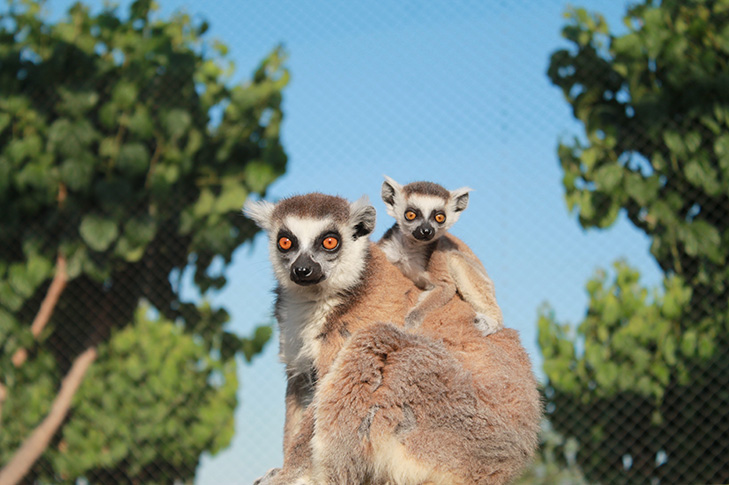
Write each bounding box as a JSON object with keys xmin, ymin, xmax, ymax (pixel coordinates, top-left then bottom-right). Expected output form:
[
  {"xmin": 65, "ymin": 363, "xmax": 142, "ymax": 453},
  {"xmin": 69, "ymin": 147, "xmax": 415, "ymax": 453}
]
[
  {"xmin": 243, "ymin": 199, "xmax": 275, "ymax": 231},
  {"xmin": 450, "ymin": 187, "xmax": 472, "ymax": 212},
  {"xmin": 381, "ymin": 175, "xmax": 403, "ymax": 209},
  {"xmin": 349, "ymin": 196, "xmax": 377, "ymax": 240}
]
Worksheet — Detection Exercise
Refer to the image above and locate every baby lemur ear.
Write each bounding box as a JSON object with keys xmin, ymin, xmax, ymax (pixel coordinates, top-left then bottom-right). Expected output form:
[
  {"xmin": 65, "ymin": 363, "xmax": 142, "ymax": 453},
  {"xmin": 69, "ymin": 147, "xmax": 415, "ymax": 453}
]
[
  {"xmin": 450, "ymin": 187, "xmax": 472, "ymax": 212},
  {"xmin": 243, "ymin": 199, "xmax": 275, "ymax": 231},
  {"xmin": 349, "ymin": 196, "xmax": 377, "ymax": 240},
  {"xmin": 381, "ymin": 175, "xmax": 403, "ymax": 209}
]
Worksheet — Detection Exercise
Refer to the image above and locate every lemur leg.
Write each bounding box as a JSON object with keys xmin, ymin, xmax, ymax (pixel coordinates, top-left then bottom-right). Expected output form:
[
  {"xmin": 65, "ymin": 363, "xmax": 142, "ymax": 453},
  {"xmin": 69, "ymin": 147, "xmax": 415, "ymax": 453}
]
[
  {"xmin": 446, "ymin": 252, "xmax": 504, "ymax": 336},
  {"xmin": 254, "ymin": 374, "xmax": 316, "ymax": 485},
  {"xmin": 254, "ymin": 408, "xmax": 315, "ymax": 484},
  {"xmin": 311, "ymin": 323, "xmax": 478, "ymax": 485},
  {"xmin": 309, "ymin": 324, "xmax": 392, "ymax": 484}
]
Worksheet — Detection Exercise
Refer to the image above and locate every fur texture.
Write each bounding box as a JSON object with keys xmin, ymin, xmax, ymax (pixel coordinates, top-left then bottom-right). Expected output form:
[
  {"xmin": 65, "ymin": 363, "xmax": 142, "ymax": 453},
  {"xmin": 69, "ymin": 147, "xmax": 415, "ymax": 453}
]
[
  {"xmin": 310, "ymin": 248, "xmax": 541, "ymax": 484},
  {"xmin": 245, "ymin": 193, "xmax": 541, "ymax": 485},
  {"xmin": 379, "ymin": 177, "xmax": 503, "ymax": 334}
]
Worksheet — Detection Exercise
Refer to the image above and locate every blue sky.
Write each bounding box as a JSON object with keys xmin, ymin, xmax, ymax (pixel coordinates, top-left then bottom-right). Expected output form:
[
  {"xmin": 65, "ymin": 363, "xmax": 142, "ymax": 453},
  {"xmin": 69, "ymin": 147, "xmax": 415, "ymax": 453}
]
[{"xmin": 47, "ymin": 1, "xmax": 661, "ymax": 483}]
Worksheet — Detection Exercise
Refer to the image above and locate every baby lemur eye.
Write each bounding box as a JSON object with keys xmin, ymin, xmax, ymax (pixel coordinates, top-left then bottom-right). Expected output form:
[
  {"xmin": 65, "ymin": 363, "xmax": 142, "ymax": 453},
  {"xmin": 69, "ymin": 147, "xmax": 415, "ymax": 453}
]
[
  {"xmin": 278, "ymin": 237, "xmax": 293, "ymax": 251},
  {"xmin": 322, "ymin": 236, "xmax": 339, "ymax": 250},
  {"xmin": 405, "ymin": 210, "xmax": 417, "ymax": 221},
  {"xmin": 434, "ymin": 213, "xmax": 446, "ymax": 224}
]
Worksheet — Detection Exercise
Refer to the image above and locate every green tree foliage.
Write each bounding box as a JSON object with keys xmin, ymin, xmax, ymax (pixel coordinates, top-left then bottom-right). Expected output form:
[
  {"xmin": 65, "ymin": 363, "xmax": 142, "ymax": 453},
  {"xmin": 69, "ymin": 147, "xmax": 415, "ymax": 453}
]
[
  {"xmin": 0, "ymin": 0, "xmax": 287, "ymax": 481},
  {"xmin": 541, "ymin": 0, "xmax": 729, "ymax": 483}
]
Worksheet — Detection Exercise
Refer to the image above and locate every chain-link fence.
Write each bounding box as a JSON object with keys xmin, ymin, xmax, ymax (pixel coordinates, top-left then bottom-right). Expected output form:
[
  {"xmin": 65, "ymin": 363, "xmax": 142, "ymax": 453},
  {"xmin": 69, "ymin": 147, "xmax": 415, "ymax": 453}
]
[{"xmin": 1, "ymin": 0, "xmax": 727, "ymax": 484}]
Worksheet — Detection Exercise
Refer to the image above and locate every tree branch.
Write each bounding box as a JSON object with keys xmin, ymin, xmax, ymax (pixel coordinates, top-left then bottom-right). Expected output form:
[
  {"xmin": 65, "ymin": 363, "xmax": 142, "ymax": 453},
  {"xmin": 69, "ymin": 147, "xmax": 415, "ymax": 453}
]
[
  {"xmin": 11, "ymin": 254, "xmax": 68, "ymax": 367},
  {"xmin": 0, "ymin": 383, "xmax": 6, "ymax": 429},
  {"xmin": 0, "ymin": 347, "xmax": 97, "ymax": 485}
]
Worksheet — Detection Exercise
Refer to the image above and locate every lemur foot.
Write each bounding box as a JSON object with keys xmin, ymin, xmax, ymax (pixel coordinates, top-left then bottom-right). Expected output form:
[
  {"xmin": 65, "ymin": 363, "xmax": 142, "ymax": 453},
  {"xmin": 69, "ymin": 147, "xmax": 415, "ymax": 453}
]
[
  {"xmin": 253, "ymin": 468, "xmax": 282, "ymax": 485},
  {"xmin": 474, "ymin": 313, "xmax": 503, "ymax": 336},
  {"xmin": 253, "ymin": 469, "xmax": 312, "ymax": 485},
  {"xmin": 253, "ymin": 468, "xmax": 279, "ymax": 485}
]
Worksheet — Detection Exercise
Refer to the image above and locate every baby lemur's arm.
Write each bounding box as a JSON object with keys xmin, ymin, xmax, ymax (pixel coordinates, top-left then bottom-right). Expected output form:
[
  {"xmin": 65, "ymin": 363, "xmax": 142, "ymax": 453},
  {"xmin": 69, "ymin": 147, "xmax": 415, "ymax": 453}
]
[
  {"xmin": 447, "ymin": 249, "xmax": 503, "ymax": 335},
  {"xmin": 403, "ymin": 247, "xmax": 457, "ymax": 328}
]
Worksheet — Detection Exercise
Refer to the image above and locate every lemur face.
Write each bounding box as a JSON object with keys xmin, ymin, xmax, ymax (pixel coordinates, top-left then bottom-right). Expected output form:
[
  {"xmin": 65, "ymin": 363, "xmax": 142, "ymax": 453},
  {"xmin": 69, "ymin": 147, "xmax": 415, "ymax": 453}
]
[
  {"xmin": 381, "ymin": 176, "xmax": 471, "ymax": 244},
  {"xmin": 244, "ymin": 193, "xmax": 376, "ymax": 296}
]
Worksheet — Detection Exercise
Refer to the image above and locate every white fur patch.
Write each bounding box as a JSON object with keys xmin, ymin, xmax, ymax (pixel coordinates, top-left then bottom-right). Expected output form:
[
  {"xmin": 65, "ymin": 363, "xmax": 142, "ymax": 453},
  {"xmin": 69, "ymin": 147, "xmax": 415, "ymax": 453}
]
[
  {"xmin": 243, "ymin": 199, "xmax": 275, "ymax": 231},
  {"xmin": 407, "ymin": 193, "xmax": 445, "ymax": 216},
  {"xmin": 282, "ymin": 216, "xmax": 334, "ymax": 250},
  {"xmin": 372, "ymin": 436, "xmax": 461, "ymax": 485},
  {"xmin": 277, "ymin": 292, "xmax": 341, "ymax": 376}
]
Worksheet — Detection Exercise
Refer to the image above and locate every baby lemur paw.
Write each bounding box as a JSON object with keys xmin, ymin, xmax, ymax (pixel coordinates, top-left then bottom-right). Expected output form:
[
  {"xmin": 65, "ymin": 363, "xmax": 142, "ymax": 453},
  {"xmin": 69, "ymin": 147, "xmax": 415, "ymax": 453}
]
[
  {"xmin": 414, "ymin": 276, "xmax": 435, "ymax": 291},
  {"xmin": 405, "ymin": 310, "xmax": 423, "ymax": 329},
  {"xmin": 474, "ymin": 313, "xmax": 503, "ymax": 336}
]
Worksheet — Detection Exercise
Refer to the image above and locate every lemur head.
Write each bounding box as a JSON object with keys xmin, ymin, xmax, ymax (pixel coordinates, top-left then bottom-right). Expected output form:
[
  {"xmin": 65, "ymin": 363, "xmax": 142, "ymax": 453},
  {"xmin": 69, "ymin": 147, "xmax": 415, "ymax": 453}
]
[
  {"xmin": 244, "ymin": 193, "xmax": 376, "ymax": 297},
  {"xmin": 381, "ymin": 176, "xmax": 471, "ymax": 244}
]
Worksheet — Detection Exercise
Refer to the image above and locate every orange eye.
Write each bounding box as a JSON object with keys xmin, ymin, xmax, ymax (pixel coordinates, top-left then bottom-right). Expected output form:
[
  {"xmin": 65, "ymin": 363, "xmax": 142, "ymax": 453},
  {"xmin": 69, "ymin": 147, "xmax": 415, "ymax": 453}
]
[
  {"xmin": 435, "ymin": 213, "xmax": 446, "ymax": 224},
  {"xmin": 322, "ymin": 236, "xmax": 339, "ymax": 250},
  {"xmin": 278, "ymin": 237, "xmax": 292, "ymax": 251},
  {"xmin": 405, "ymin": 211, "xmax": 417, "ymax": 221}
]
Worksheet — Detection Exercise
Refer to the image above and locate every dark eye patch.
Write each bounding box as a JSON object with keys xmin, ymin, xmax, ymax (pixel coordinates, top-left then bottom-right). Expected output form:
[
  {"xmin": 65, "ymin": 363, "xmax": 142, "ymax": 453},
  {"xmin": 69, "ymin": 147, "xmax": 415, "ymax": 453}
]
[
  {"xmin": 431, "ymin": 210, "xmax": 447, "ymax": 223},
  {"xmin": 316, "ymin": 230, "xmax": 342, "ymax": 254},
  {"xmin": 404, "ymin": 207, "xmax": 422, "ymax": 220},
  {"xmin": 276, "ymin": 229, "xmax": 298, "ymax": 253}
]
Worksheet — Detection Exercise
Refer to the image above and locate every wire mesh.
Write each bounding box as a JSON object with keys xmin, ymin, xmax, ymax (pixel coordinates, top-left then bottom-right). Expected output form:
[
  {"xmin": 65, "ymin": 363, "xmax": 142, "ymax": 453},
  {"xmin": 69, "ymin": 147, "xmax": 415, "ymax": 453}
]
[{"xmin": 1, "ymin": 0, "xmax": 728, "ymax": 484}]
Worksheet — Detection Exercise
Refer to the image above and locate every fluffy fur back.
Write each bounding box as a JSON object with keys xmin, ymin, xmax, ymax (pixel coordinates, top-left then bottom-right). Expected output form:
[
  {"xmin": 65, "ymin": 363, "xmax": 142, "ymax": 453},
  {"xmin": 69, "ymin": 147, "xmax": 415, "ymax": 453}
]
[{"xmin": 310, "ymin": 246, "xmax": 540, "ymax": 484}]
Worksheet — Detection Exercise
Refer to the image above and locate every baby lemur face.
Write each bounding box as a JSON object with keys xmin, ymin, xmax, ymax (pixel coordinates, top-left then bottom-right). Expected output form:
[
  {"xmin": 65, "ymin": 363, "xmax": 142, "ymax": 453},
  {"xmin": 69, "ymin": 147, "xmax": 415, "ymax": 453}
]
[
  {"xmin": 244, "ymin": 193, "xmax": 376, "ymax": 297},
  {"xmin": 381, "ymin": 176, "xmax": 471, "ymax": 244}
]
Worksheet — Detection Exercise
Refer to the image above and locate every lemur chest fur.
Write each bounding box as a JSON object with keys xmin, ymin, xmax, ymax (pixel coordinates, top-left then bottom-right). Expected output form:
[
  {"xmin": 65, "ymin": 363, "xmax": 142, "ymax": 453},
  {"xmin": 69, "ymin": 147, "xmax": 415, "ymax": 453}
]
[
  {"xmin": 276, "ymin": 292, "xmax": 342, "ymax": 378},
  {"xmin": 379, "ymin": 225, "xmax": 435, "ymax": 284}
]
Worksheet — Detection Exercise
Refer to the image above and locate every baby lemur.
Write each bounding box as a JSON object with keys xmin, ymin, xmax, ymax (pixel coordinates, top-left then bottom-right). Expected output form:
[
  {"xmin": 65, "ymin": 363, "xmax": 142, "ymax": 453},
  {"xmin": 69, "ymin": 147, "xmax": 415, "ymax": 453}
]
[{"xmin": 379, "ymin": 176, "xmax": 504, "ymax": 334}]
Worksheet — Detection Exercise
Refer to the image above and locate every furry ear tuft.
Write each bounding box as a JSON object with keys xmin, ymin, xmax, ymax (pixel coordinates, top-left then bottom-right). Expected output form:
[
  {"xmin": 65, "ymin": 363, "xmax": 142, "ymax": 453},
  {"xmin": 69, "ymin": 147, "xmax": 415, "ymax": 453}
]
[
  {"xmin": 450, "ymin": 187, "xmax": 472, "ymax": 212},
  {"xmin": 243, "ymin": 199, "xmax": 275, "ymax": 231},
  {"xmin": 381, "ymin": 175, "xmax": 403, "ymax": 208},
  {"xmin": 349, "ymin": 196, "xmax": 377, "ymax": 240}
]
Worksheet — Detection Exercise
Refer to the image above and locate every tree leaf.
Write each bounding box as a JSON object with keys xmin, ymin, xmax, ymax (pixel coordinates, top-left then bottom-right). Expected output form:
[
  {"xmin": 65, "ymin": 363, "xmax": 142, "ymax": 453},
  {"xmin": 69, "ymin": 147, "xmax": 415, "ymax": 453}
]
[
  {"xmin": 117, "ymin": 143, "xmax": 150, "ymax": 176},
  {"xmin": 244, "ymin": 160, "xmax": 277, "ymax": 193},
  {"xmin": 60, "ymin": 153, "xmax": 96, "ymax": 191},
  {"xmin": 80, "ymin": 214, "xmax": 119, "ymax": 252},
  {"xmin": 164, "ymin": 109, "xmax": 192, "ymax": 139},
  {"xmin": 215, "ymin": 180, "xmax": 247, "ymax": 214}
]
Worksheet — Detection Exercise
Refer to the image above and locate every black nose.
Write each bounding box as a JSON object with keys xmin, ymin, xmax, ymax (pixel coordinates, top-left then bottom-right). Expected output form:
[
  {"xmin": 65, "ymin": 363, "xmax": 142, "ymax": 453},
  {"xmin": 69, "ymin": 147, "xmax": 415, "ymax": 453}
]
[
  {"xmin": 413, "ymin": 224, "xmax": 434, "ymax": 241},
  {"xmin": 294, "ymin": 266, "xmax": 312, "ymax": 278},
  {"xmin": 290, "ymin": 254, "xmax": 324, "ymax": 286}
]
